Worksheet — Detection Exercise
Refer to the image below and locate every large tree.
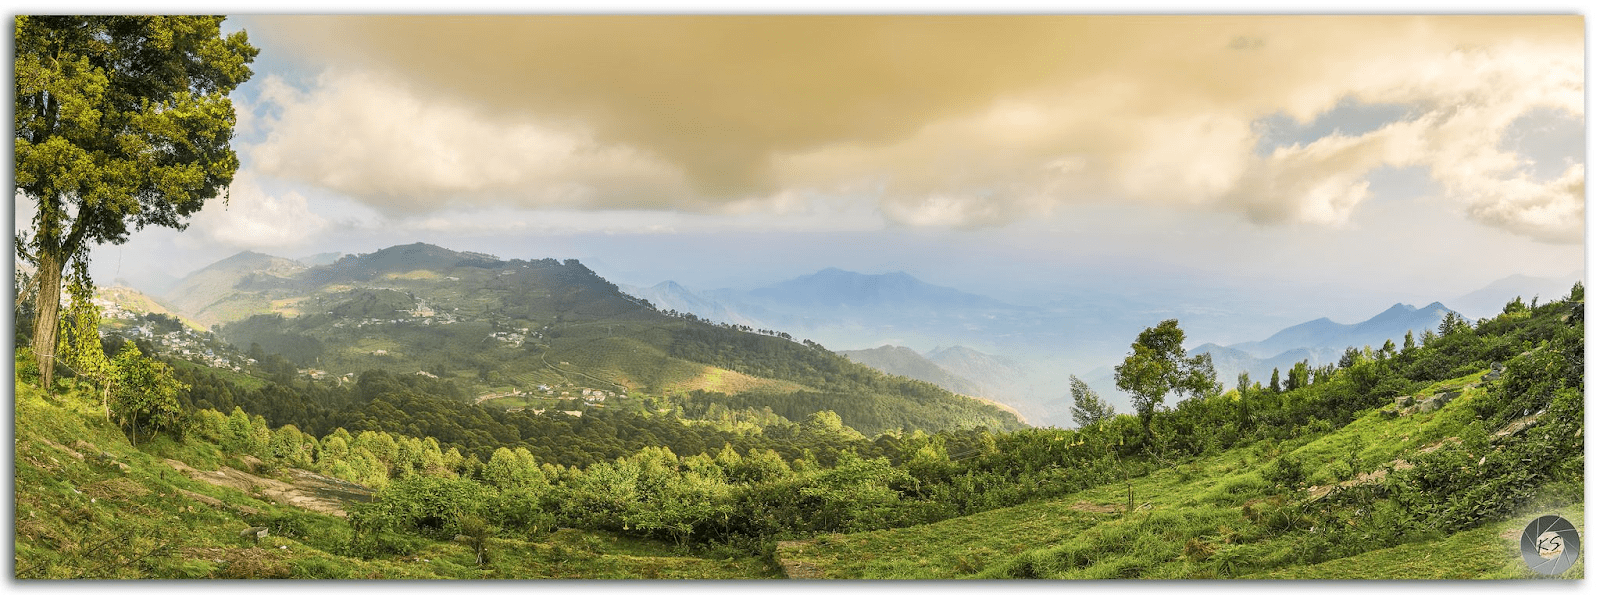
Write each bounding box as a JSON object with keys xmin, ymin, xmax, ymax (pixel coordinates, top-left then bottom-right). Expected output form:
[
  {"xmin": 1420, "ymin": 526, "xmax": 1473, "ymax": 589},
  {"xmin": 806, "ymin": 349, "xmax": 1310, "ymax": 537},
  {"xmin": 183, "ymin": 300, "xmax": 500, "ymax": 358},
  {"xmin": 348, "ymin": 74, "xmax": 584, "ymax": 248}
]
[
  {"xmin": 14, "ymin": 16, "xmax": 256, "ymax": 389},
  {"xmin": 1112, "ymin": 319, "xmax": 1218, "ymax": 434}
]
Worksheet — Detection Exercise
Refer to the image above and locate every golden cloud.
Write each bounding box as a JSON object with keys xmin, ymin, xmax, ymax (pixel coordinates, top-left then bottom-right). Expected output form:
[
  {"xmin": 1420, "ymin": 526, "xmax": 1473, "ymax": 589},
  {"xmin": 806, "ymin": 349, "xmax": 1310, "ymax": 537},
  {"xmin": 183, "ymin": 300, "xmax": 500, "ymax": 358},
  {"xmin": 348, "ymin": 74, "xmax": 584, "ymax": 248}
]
[{"xmin": 248, "ymin": 15, "xmax": 1583, "ymax": 241}]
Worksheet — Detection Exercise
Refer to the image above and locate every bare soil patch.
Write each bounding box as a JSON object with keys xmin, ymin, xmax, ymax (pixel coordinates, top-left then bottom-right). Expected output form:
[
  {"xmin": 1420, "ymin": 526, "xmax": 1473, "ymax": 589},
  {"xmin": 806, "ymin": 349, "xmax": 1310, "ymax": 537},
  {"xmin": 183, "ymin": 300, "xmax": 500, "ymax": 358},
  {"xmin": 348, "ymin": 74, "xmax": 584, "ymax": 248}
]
[
  {"xmin": 164, "ymin": 459, "xmax": 372, "ymax": 517},
  {"xmin": 1069, "ymin": 500, "xmax": 1121, "ymax": 514},
  {"xmin": 774, "ymin": 540, "xmax": 826, "ymax": 579}
]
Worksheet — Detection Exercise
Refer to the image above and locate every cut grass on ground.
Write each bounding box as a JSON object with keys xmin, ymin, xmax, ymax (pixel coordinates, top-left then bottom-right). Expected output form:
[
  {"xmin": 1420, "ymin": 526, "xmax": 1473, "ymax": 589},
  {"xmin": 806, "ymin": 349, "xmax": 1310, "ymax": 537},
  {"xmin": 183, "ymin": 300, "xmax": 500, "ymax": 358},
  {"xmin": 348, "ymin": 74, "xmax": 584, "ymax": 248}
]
[{"xmin": 777, "ymin": 377, "xmax": 1581, "ymax": 579}]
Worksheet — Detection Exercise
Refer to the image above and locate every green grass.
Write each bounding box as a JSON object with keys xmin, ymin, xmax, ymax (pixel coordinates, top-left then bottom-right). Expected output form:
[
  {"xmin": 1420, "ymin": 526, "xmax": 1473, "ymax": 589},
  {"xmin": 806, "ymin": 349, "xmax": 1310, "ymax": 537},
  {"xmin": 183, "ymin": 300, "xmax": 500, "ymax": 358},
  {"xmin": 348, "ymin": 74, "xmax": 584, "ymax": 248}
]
[
  {"xmin": 1287, "ymin": 373, "xmax": 1486, "ymax": 487},
  {"xmin": 1246, "ymin": 504, "xmax": 1585, "ymax": 579},
  {"xmin": 778, "ymin": 375, "xmax": 1582, "ymax": 579},
  {"xmin": 12, "ymin": 380, "xmax": 781, "ymax": 579}
]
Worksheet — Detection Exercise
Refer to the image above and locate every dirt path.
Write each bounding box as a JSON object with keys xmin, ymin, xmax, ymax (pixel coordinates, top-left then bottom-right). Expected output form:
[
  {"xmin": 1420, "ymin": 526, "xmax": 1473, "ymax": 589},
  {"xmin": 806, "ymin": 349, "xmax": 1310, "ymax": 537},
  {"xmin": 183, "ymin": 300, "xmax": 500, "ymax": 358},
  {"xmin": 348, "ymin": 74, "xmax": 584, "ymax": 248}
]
[
  {"xmin": 164, "ymin": 459, "xmax": 372, "ymax": 518},
  {"xmin": 774, "ymin": 540, "xmax": 827, "ymax": 579},
  {"xmin": 1069, "ymin": 500, "xmax": 1122, "ymax": 514}
]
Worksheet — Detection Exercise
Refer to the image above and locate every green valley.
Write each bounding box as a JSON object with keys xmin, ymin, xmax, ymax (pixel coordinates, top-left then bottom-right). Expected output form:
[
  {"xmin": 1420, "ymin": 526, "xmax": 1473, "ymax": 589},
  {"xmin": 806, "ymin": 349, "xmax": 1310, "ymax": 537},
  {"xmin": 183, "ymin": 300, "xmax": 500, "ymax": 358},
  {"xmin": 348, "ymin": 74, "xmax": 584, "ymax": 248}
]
[{"xmin": 11, "ymin": 254, "xmax": 1584, "ymax": 578}]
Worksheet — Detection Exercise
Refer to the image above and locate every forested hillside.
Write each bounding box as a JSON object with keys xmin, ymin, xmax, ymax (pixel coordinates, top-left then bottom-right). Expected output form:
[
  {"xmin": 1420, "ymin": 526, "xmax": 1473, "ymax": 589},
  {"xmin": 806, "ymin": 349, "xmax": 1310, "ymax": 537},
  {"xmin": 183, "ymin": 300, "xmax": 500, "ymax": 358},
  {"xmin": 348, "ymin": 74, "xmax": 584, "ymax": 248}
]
[
  {"xmin": 15, "ymin": 279, "xmax": 1580, "ymax": 578},
  {"xmin": 152, "ymin": 244, "xmax": 1024, "ymax": 437}
]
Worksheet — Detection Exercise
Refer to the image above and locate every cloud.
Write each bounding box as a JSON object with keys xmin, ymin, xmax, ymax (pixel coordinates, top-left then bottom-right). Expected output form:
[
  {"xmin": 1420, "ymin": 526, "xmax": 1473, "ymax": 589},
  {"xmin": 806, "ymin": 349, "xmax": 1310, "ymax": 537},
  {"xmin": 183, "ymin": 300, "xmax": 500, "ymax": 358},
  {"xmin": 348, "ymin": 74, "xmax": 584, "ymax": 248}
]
[
  {"xmin": 183, "ymin": 173, "xmax": 329, "ymax": 250},
  {"xmin": 245, "ymin": 71, "xmax": 692, "ymax": 214},
  {"xmin": 248, "ymin": 15, "xmax": 1583, "ymax": 242}
]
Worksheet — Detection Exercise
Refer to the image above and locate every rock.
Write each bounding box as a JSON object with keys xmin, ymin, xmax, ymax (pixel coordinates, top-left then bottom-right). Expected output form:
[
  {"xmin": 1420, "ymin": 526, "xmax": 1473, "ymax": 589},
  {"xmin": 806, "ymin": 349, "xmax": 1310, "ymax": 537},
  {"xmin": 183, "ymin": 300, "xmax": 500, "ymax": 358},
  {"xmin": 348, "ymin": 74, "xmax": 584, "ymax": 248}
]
[
  {"xmin": 1417, "ymin": 398, "xmax": 1443, "ymax": 414},
  {"xmin": 1490, "ymin": 362, "xmax": 1504, "ymax": 371},
  {"xmin": 240, "ymin": 526, "xmax": 269, "ymax": 543},
  {"xmin": 1380, "ymin": 409, "xmax": 1399, "ymax": 419},
  {"xmin": 1436, "ymin": 391, "xmax": 1462, "ymax": 404},
  {"xmin": 1396, "ymin": 396, "xmax": 1415, "ymax": 408},
  {"xmin": 1492, "ymin": 411, "xmax": 1544, "ymax": 443}
]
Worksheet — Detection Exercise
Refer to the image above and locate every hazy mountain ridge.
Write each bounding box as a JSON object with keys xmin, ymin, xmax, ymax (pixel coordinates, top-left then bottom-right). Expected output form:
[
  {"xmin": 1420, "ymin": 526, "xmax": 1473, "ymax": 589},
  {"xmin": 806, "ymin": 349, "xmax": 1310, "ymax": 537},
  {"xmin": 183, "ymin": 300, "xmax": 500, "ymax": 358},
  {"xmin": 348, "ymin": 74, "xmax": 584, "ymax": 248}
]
[
  {"xmin": 159, "ymin": 250, "xmax": 306, "ymax": 328},
  {"xmin": 296, "ymin": 252, "xmax": 345, "ymax": 267},
  {"xmin": 159, "ymin": 245, "xmax": 1567, "ymax": 431},
  {"xmin": 747, "ymin": 268, "xmax": 1016, "ymax": 312},
  {"xmin": 839, "ymin": 345, "xmax": 986, "ymax": 398},
  {"xmin": 294, "ymin": 242, "xmax": 502, "ymax": 288},
  {"xmin": 1450, "ymin": 272, "xmax": 1583, "ymax": 320},
  {"xmin": 1226, "ymin": 302, "xmax": 1454, "ymax": 359},
  {"xmin": 619, "ymin": 280, "xmax": 796, "ymax": 330},
  {"xmin": 1192, "ymin": 301, "xmax": 1456, "ymax": 390}
]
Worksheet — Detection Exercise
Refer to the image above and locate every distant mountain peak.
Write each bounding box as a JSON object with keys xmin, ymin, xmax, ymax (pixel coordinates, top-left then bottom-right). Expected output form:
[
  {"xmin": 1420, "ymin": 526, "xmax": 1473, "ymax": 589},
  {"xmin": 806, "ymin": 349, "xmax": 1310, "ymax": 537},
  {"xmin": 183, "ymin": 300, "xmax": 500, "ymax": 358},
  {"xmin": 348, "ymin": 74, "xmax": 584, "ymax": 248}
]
[
  {"xmin": 187, "ymin": 250, "xmax": 302, "ymax": 277},
  {"xmin": 1452, "ymin": 272, "xmax": 1581, "ymax": 320},
  {"xmin": 1221, "ymin": 300, "xmax": 1459, "ymax": 360},
  {"xmin": 213, "ymin": 249, "xmax": 282, "ymax": 264},
  {"xmin": 750, "ymin": 267, "xmax": 1011, "ymax": 311}
]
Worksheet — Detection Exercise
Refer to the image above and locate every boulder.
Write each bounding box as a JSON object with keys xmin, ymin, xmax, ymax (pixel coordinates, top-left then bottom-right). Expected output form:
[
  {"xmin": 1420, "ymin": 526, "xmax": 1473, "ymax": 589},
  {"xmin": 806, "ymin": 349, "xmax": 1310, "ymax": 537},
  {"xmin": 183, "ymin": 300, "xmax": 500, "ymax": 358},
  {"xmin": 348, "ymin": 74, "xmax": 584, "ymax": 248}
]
[
  {"xmin": 1396, "ymin": 396, "xmax": 1415, "ymax": 408},
  {"xmin": 1416, "ymin": 398, "xmax": 1443, "ymax": 414}
]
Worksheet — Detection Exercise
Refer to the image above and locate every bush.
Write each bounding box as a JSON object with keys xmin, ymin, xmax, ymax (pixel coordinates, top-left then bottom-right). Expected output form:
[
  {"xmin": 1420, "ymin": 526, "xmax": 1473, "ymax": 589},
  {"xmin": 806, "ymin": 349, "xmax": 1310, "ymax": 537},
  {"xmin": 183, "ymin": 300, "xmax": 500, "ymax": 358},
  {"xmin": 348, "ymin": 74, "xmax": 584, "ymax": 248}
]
[
  {"xmin": 109, "ymin": 344, "xmax": 188, "ymax": 445},
  {"xmin": 489, "ymin": 487, "xmax": 556, "ymax": 536},
  {"xmin": 354, "ymin": 475, "xmax": 491, "ymax": 539},
  {"xmin": 1261, "ymin": 456, "xmax": 1306, "ymax": 490}
]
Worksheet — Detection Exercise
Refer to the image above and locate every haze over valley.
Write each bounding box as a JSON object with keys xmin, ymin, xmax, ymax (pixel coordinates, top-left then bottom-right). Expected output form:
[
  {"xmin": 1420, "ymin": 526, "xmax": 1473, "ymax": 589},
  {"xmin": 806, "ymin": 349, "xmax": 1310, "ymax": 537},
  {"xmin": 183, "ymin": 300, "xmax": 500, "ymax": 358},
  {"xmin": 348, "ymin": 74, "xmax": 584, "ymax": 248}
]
[{"xmin": 114, "ymin": 243, "xmax": 1579, "ymax": 428}]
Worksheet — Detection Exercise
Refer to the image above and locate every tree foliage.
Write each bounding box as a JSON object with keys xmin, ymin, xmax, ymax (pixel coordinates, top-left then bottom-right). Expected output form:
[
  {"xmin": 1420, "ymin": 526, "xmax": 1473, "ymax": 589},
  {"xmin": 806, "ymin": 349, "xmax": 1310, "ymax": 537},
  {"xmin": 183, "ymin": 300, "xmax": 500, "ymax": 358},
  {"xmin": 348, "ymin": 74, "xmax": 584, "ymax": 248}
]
[
  {"xmin": 14, "ymin": 16, "xmax": 257, "ymax": 389},
  {"xmin": 109, "ymin": 342, "xmax": 188, "ymax": 445},
  {"xmin": 1068, "ymin": 374, "xmax": 1115, "ymax": 428},
  {"xmin": 1112, "ymin": 319, "xmax": 1219, "ymax": 433}
]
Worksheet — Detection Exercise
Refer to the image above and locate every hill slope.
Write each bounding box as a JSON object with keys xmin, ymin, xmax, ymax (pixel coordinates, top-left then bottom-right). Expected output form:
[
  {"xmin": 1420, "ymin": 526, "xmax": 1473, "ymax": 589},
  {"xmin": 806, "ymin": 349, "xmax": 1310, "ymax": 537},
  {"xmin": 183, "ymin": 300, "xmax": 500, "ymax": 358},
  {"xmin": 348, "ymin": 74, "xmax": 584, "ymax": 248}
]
[
  {"xmin": 160, "ymin": 251, "xmax": 307, "ymax": 328},
  {"xmin": 778, "ymin": 367, "xmax": 1583, "ymax": 578},
  {"xmin": 12, "ymin": 381, "xmax": 780, "ymax": 579},
  {"xmin": 182, "ymin": 243, "xmax": 1023, "ymax": 436},
  {"xmin": 839, "ymin": 345, "xmax": 984, "ymax": 397}
]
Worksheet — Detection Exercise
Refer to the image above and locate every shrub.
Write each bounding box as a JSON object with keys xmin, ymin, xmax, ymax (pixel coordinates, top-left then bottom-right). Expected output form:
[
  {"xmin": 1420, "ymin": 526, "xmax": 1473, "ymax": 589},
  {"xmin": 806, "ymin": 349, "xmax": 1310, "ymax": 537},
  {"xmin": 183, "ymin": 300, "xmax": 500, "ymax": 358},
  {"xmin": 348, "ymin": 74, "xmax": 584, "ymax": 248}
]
[
  {"xmin": 109, "ymin": 344, "xmax": 188, "ymax": 445},
  {"xmin": 1261, "ymin": 456, "xmax": 1306, "ymax": 490},
  {"xmin": 355, "ymin": 475, "xmax": 490, "ymax": 539}
]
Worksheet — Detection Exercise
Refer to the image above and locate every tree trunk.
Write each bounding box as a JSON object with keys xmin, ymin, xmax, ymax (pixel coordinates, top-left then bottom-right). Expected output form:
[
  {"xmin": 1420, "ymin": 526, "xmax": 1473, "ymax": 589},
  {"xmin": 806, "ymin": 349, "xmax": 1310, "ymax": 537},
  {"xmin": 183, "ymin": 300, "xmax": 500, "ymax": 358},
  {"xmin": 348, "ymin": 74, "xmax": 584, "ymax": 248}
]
[{"xmin": 30, "ymin": 250, "xmax": 63, "ymax": 392}]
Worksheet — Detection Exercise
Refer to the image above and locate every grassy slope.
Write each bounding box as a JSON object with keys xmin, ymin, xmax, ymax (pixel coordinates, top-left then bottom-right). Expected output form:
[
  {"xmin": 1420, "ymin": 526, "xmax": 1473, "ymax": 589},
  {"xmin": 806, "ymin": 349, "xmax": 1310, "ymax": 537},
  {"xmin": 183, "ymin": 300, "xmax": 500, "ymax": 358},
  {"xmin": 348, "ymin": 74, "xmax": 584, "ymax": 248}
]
[
  {"xmin": 1244, "ymin": 504, "xmax": 1584, "ymax": 579},
  {"xmin": 211, "ymin": 259, "xmax": 1023, "ymax": 434},
  {"xmin": 12, "ymin": 381, "xmax": 780, "ymax": 579},
  {"xmin": 779, "ymin": 371, "xmax": 1583, "ymax": 579}
]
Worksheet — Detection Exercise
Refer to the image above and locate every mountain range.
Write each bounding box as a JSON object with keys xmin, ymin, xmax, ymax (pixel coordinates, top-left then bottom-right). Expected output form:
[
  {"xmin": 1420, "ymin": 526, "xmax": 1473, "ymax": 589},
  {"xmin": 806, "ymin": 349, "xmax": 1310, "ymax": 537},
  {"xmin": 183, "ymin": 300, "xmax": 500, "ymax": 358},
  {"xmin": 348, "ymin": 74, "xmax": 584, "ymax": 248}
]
[
  {"xmin": 145, "ymin": 242, "xmax": 1574, "ymax": 429},
  {"xmin": 134, "ymin": 242, "xmax": 1024, "ymax": 436},
  {"xmin": 1189, "ymin": 301, "xmax": 1454, "ymax": 390},
  {"xmin": 622, "ymin": 268, "xmax": 1563, "ymax": 427},
  {"xmin": 1215, "ymin": 301, "xmax": 1453, "ymax": 356},
  {"xmin": 1449, "ymin": 272, "xmax": 1583, "ymax": 320},
  {"xmin": 159, "ymin": 250, "xmax": 306, "ymax": 328}
]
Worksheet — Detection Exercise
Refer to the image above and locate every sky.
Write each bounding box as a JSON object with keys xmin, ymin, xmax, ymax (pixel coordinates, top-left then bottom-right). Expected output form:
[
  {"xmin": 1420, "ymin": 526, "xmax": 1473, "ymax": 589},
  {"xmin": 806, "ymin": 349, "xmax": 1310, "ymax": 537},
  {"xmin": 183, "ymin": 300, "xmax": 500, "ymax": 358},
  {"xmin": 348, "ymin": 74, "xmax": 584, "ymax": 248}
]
[{"xmin": 18, "ymin": 12, "xmax": 1587, "ymax": 346}]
